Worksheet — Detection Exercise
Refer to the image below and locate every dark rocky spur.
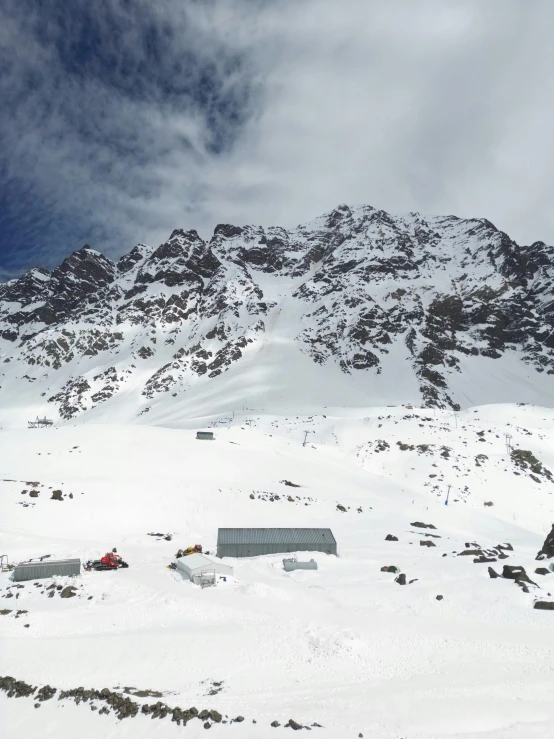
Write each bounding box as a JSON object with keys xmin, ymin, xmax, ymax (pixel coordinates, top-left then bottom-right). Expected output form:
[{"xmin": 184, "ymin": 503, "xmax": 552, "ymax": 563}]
[{"xmin": 536, "ymin": 524, "xmax": 554, "ymax": 560}]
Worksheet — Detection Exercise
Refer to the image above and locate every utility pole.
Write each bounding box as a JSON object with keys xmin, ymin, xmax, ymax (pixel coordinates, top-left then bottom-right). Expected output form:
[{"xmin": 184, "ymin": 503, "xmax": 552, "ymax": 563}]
[
  {"xmin": 445, "ymin": 484, "xmax": 451, "ymax": 506},
  {"xmin": 302, "ymin": 431, "xmax": 309, "ymax": 447}
]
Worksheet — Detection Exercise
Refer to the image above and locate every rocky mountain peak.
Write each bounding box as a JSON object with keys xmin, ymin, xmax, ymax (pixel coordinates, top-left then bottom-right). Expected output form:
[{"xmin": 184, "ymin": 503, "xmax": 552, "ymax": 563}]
[
  {"xmin": 117, "ymin": 244, "xmax": 151, "ymax": 275},
  {"xmin": 213, "ymin": 224, "xmax": 244, "ymax": 239},
  {"xmin": 51, "ymin": 245, "xmax": 116, "ymax": 289},
  {"xmin": 0, "ymin": 266, "xmax": 51, "ymax": 306},
  {"xmin": 1, "ymin": 204, "xmax": 554, "ymax": 421}
]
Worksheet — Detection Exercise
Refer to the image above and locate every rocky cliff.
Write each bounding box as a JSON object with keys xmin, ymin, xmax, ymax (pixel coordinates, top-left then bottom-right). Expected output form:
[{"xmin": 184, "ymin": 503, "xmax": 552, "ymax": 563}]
[{"xmin": 1, "ymin": 204, "xmax": 553, "ymax": 422}]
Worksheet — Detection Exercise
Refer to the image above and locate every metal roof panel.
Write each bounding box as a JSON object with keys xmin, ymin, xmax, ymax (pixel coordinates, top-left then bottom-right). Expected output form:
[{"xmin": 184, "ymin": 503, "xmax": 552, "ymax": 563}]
[
  {"xmin": 15, "ymin": 558, "xmax": 81, "ymax": 568},
  {"xmin": 217, "ymin": 528, "xmax": 336, "ymax": 545}
]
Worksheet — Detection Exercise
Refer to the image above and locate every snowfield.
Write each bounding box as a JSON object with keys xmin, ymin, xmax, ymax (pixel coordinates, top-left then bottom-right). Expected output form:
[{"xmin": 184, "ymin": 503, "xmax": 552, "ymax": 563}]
[{"xmin": 1, "ymin": 403, "xmax": 554, "ymax": 738}]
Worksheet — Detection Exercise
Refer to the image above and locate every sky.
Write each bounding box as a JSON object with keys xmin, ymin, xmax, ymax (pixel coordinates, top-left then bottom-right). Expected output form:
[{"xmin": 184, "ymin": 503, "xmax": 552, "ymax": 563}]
[{"xmin": 1, "ymin": 0, "xmax": 554, "ymax": 280}]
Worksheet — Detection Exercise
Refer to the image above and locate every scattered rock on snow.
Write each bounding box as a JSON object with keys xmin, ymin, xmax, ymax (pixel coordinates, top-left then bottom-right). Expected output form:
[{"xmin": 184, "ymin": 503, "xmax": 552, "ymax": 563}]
[
  {"xmin": 458, "ymin": 549, "xmax": 483, "ymax": 556},
  {"xmin": 534, "ymin": 601, "xmax": 554, "ymax": 610},
  {"xmin": 410, "ymin": 522, "xmax": 436, "ymax": 529},
  {"xmin": 420, "ymin": 540, "xmax": 436, "ymax": 547},
  {"xmin": 36, "ymin": 685, "xmax": 56, "ymax": 701},
  {"xmin": 395, "ymin": 574, "xmax": 406, "ymax": 585},
  {"xmin": 502, "ymin": 565, "xmax": 532, "ymax": 582},
  {"xmin": 474, "ymin": 556, "xmax": 497, "ymax": 563},
  {"xmin": 60, "ymin": 586, "xmax": 78, "ymax": 599},
  {"xmin": 385, "ymin": 534, "xmax": 398, "ymax": 541}
]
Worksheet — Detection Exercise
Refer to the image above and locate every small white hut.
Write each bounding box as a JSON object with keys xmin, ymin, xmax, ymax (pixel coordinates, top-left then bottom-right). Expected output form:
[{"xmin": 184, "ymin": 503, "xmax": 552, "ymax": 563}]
[{"xmin": 175, "ymin": 553, "xmax": 233, "ymax": 587}]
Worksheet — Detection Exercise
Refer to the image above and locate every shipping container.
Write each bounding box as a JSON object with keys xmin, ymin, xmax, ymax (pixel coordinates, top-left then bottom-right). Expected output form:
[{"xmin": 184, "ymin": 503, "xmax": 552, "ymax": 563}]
[{"xmin": 13, "ymin": 558, "xmax": 81, "ymax": 582}]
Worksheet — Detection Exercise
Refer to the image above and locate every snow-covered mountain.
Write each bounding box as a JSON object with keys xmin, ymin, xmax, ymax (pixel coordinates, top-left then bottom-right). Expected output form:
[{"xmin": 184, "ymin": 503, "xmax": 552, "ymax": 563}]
[
  {"xmin": 3, "ymin": 206, "xmax": 554, "ymax": 738},
  {"xmin": 1, "ymin": 204, "xmax": 554, "ymax": 426}
]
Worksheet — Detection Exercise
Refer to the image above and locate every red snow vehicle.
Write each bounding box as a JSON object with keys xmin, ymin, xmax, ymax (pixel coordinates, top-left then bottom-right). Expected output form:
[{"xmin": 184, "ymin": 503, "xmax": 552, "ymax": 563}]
[{"xmin": 84, "ymin": 548, "xmax": 129, "ymax": 571}]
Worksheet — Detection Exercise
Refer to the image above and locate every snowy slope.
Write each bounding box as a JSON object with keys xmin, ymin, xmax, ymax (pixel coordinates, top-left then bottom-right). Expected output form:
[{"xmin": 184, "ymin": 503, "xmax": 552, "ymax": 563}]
[
  {"xmin": 2, "ymin": 205, "xmax": 554, "ymax": 737},
  {"xmin": 1, "ymin": 204, "xmax": 554, "ymax": 427},
  {"xmin": 2, "ymin": 404, "xmax": 554, "ymax": 738}
]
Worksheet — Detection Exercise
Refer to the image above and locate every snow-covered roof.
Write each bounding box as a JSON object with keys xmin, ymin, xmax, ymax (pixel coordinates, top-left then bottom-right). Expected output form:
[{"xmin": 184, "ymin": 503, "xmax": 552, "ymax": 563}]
[{"xmin": 175, "ymin": 553, "xmax": 217, "ymax": 570}]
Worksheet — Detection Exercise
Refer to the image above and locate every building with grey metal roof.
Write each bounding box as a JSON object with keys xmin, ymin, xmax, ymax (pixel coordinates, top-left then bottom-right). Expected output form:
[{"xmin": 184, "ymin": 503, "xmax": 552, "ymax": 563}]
[
  {"xmin": 13, "ymin": 558, "xmax": 81, "ymax": 582},
  {"xmin": 217, "ymin": 528, "xmax": 336, "ymax": 558}
]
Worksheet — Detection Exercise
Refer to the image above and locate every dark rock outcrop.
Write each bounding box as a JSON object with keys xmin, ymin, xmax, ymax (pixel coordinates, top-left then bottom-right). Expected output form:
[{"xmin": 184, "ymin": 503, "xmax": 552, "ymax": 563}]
[
  {"xmin": 534, "ymin": 601, "xmax": 554, "ymax": 610},
  {"xmin": 502, "ymin": 565, "xmax": 532, "ymax": 582},
  {"xmin": 536, "ymin": 524, "xmax": 554, "ymax": 560},
  {"xmin": 60, "ymin": 586, "xmax": 77, "ymax": 599}
]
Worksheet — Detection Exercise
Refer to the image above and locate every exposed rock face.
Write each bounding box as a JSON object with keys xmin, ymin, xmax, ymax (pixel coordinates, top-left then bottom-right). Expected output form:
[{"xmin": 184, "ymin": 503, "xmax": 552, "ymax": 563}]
[
  {"xmin": 59, "ymin": 586, "xmax": 77, "ymax": 598},
  {"xmin": 2, "ymin": 204, "xmax": 554, "ymax": 420},
  {"xmin": 536, "ymin": 524, "xmax": 554, "ymax": 560},
  {"xmin": 534, "ymin": 601, "xmax": 554, "ymax": 610},
  {"xmin": 511, "ymin": 450, "xmax": 553, "ymax": 483}
]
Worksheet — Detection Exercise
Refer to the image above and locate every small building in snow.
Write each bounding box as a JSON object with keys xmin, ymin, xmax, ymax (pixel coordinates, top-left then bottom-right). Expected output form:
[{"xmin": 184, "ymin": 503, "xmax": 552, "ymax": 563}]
[
  {"xmin": 217, "ymin": 528, "xmax": 337, "ymax": 558},
  {"xmin": 175, "ymin": 553, "xmax": 233, "ymax": 585},
  {"xmin": 13, "ymin": 558, "xmax": 81, "ymax": 582},
  {"xmin": 283, "ymin": 558, "xmax": 318, "ymax": 571},
  {"xmin": 196, "ymin": 431, "xmax": 214, "ymax": 440}
]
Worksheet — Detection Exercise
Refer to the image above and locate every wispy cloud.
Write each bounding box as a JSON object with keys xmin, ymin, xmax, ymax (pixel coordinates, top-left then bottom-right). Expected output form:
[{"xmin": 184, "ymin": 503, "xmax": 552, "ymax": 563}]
[{"xmin": 1, "ymin": 0, "xmax": 554, "ymax": 277}]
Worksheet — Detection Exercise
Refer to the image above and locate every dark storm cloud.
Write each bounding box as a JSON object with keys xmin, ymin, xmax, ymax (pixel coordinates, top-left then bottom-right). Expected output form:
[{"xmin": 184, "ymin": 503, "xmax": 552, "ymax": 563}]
[
  {"xmin": 0, "ymin": 0, "xmax": 261, "ymax": 275},
  {"xmin": 1, "ymin": 0, "xmax": 554, "ymax": 278}
]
